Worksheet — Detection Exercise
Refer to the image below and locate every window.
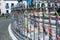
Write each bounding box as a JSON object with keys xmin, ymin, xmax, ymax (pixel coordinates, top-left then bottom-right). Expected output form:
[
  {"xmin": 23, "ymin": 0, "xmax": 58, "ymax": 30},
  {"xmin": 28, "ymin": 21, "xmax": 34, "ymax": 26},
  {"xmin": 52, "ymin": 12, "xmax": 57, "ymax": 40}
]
[
  {"xmin": 5, "ymin": 3, "xmax": 9, "ymax": 9},
  {"xmin": 6, "ymin": 10, "xmax": 9, "ymax": 13},
  {"xmin": 6, "ymin": 3, "xmax": 8, "ymax": 5},
  {"xmin": 18, "ymin": 0, "xmax": 22, "ymax": 2},
  {"xmin": 11, "ymin": 3, "xmax": 14, "ymax": 7}
]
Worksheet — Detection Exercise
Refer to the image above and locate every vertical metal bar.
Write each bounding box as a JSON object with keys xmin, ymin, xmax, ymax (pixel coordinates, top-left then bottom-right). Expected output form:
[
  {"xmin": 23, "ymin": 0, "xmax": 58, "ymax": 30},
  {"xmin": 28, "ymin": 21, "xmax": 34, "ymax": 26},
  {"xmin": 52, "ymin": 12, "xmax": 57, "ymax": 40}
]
[
  {"xmin": 48, "ymin": 12, "xmax": 53, "ymax": 40},
  {"xmin": 52, "ymin": 0, "xmax": 59, "ymax": 40},
  {"xmin": 24, "ymin": 10, "xmax": 25, "ymax": 40},
  {"xmin": 27, "ymin": 0, "xmax": 31, "ymax": 39},
  {"xmin": 56, "ymin": 10, "xmax": 58, "ymax": 40},
  {"xmin": 37, "ymin": 1, "xmax": 40, "ymax": 40},
  {"xmin": 54, "ymin": 0, "xmax": 59, "ymax": 40},
  {"xmin": 42, "ymin": 13, "xmax": 44, "ymax": 40},
  {"xmin": 26, "ymin": 10, "xmax": 28, "ymax": 40},
  {"xmin": 42, "ymin": 2, "xmax": 45, "ymax": 40},
  {"xmin": 30, "ymin": 10, "xmax": 32, "ymax": 39},
  {"xmin": 27, "ymin": 1, "xmax": 28, "ymax": 40},
  {"xmin": 48, "ymin": 1, "xmax": 53, "ymax": 40},
  {"xmin": 34, "ymin": 10, "xmax": 35, "ymax": 40},
  {"xmin": 38, "ymin": 8, "xmax": 40, "ymax": 40}
]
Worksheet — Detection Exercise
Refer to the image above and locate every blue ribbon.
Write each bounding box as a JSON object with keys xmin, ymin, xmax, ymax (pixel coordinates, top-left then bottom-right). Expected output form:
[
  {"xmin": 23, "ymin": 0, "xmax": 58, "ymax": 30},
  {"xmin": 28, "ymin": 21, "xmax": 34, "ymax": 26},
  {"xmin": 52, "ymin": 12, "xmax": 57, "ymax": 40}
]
[{"xmin": 27, "ymin": 0, "xmax": 32, "ymax": 5}]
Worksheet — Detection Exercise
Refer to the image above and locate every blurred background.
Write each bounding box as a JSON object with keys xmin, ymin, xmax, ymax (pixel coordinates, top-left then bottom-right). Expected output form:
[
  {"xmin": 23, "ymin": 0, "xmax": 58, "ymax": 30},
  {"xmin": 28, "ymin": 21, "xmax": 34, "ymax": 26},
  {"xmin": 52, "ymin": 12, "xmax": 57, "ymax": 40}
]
[{"xmin": 0, "ymin": 0, "xmax": 60, "ymax": 40}]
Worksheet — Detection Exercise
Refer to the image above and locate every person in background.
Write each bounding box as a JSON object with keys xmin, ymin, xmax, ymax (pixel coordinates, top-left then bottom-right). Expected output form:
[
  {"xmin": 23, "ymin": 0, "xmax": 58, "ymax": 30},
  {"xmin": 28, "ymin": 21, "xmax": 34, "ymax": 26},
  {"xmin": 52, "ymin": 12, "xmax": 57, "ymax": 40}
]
[{"xmin": 5, "ymin": 10, "xmax": 10, "ymax": 19}]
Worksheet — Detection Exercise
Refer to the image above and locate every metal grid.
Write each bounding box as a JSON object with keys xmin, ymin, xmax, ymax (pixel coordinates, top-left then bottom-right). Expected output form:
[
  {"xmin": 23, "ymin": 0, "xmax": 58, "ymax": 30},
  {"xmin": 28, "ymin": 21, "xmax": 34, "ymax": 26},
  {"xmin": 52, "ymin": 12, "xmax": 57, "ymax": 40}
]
[{"xmin": 11, "ymin": 0, "xmax": 60, "ymax": 40}]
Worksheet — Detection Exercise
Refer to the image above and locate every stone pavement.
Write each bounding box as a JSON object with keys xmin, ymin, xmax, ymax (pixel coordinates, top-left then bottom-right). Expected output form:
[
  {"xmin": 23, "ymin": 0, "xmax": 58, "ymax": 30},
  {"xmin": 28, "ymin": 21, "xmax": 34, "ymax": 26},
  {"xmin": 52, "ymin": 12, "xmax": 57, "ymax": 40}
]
[{"xmin": 0, "ymin": 18, "xmax": 12, "ymax": 40}]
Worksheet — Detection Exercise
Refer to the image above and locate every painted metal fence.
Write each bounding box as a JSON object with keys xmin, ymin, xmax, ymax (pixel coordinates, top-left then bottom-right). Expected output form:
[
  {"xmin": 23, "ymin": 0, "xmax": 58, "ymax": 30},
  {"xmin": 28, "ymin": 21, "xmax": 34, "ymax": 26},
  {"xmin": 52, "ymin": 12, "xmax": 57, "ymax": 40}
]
[{"xmin": 11, "ymin": 1, "xmax": 60, "ymax": 40}]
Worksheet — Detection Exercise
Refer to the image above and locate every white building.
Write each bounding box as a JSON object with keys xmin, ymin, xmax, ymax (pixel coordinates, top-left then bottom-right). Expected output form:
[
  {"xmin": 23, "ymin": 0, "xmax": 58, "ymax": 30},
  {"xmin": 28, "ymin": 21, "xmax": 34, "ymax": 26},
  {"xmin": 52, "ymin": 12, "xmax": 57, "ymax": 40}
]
[
  {"xmin": 0, "ymin": 0, "xmax": 3, "ymax": 15},
  {"xmin": 0, "ymin": 0, "xmax": 18, "ymax": 14},
  {"xmin": 4, "ymin": 1, "xmax": 18, "ymax": 14}
]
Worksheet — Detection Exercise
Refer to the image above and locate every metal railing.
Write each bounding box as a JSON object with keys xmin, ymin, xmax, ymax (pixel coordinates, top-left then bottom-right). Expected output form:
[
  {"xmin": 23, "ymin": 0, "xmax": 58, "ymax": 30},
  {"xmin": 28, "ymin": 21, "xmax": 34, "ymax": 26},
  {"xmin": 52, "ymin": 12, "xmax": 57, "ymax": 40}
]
[{"xmin": 11, "ymin": 0, "xmax": 60, "ymax": 40}]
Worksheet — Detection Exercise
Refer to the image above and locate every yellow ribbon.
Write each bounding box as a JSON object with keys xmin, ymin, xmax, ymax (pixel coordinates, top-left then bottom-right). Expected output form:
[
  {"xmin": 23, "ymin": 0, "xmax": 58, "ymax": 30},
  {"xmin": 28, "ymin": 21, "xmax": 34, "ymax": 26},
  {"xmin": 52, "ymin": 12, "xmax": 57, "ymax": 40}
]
[{"xmin": 56, "ymin": 11, "xmax": 59, "ymax": 17}]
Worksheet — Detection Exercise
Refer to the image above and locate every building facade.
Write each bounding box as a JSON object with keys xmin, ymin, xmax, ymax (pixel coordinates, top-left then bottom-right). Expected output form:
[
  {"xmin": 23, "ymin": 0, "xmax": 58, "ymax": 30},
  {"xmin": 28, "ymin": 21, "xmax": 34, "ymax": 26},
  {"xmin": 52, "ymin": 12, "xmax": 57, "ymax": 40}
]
[
  {"xmin": 0, "ymin": 0, "xmax": 3, "ymax": 15},
  {"xmin": 0, "ymin": 0, "xmax": 18, "ymax": 14},
  {"xmin": 4, "ymin": 1, "xmax": 18, "ymax": 14},
  {"xmin": 0, "ymin": 0, "xmax": 60, "ymax": 15}
]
